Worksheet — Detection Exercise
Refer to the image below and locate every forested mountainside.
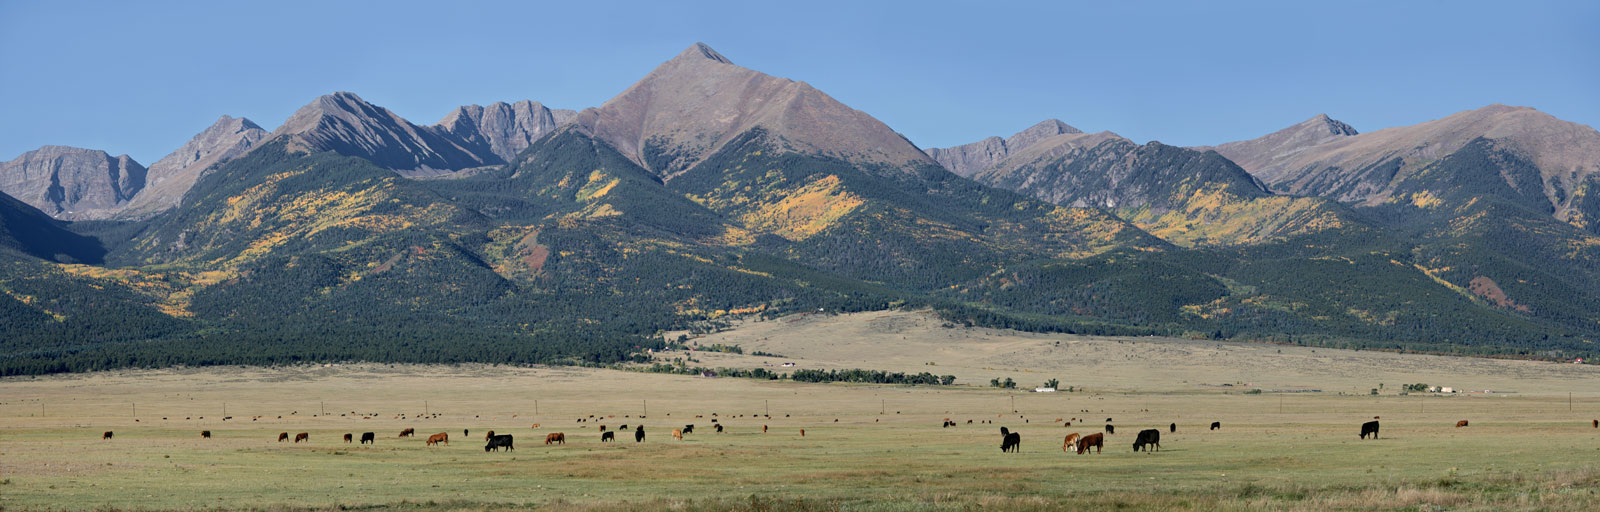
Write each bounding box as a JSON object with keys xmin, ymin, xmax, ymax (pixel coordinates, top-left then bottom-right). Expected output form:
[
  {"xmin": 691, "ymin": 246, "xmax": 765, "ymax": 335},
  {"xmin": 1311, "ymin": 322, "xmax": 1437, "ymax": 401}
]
[{"xmin": 3, "ymin": 44, "xmax": 1597, "ymax": 375}]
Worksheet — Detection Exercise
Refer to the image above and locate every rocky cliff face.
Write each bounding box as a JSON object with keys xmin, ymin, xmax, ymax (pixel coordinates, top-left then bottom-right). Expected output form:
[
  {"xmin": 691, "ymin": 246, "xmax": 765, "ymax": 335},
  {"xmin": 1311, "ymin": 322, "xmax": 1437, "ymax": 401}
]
[
  {"xmin": 436, "ymin": 100, "xmax": 575, "ymax": 163},
  {"xmin": 926, "ymin": 119, "xmax": 1082, "ymax": 177},
  {"xmin": 273, "ymin": 91, "xmax": 497, "ymax": 176},
  {"xmin": 122, "ymin": 115, "xmax": 268, "ymax": 218},
  {"xmin": 567, "ymin": 42, "xmax": 935, "ymax": 179},
  {"xmin": 0, "ymin": 146, "xmax": 146, "ymax": 220}
]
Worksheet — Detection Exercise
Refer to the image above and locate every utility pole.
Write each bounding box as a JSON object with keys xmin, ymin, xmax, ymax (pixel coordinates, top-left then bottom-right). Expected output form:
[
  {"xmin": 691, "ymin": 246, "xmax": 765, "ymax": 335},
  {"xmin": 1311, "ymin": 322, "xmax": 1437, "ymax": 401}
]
[
  {"xmin": 425, "ymin": 401, "xmax": 429, "ymax": 416},
  {"xmin": 765, "ymin": 400, "xmax": 769, "ymax": 417},
  {"xmin": 132, "ymin": 402, "xmax": 136, "ymax": 418},
  {"xmin": 321, "ymin": 401, "xmax": 325, "ymax": 416},
  {"xmin": 534, "ymin": 400, "xmax": 538, "ymax": 416},
  {"xmin": 643, "ymin": 399, "xmax": 648, "ymax": 417},
  {"xmin": 880, "ymin": 399, "xmax": 885, "ymax": 415},
  {"xmin": 1011, "ymin": 395, "xmax": 1015, "ymax": 413},
  {"xmin": 1571, "ymin": 392, "xmax": 1574, "ymax": 411}
]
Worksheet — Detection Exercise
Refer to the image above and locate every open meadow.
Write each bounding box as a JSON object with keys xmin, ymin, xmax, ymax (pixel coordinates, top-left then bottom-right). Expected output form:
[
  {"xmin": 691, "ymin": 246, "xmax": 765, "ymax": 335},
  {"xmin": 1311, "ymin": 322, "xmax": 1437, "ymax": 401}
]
[{"xmin": 3, "ymin": 311, "xmax": 1600, "ymax": 511}]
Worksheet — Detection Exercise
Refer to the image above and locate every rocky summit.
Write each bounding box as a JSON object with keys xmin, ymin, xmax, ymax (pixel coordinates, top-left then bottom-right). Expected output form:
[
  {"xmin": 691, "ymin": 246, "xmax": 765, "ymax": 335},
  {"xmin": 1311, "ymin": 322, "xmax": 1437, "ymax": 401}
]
[{"xmin": 0, "ymin": 145, "xmax": 146, "ymax": 220}]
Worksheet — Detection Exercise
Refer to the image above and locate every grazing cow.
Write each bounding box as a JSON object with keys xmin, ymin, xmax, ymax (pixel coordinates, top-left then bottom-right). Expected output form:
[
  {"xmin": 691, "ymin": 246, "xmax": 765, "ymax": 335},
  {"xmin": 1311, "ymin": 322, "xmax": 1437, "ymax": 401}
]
[
  {"xmin": 715, "ymin": 424, "xmax": 724, "ymax": 433},
  {"xmin": 635, "ymin": 426, "xmax": 645, "ymax": 443},
  {"xmin": 619, "ymin": 424, "xmax": 627, "ymax": 430},
  {"xmin": 485, "ymin": 430, "xmax": 496, "ymax": 441},
  {"xmin": 943, "ymin": 420, "xmax": 955, "ymax": 428},
  {"xmin": 1063, "ymin": 433, "xmax": 1080, "ymax": 452},
  {"xmin": 530, "ymin": 423, "xmax": 540, "ymax": 429},
  {"xmin": 464, "ymin": 429, "xmax": 469, "ymax": 437},
  {"xmin": 672, "ymin": 429, "xmax": 683, "ymax": 441},
  {"xmin": 202, "ymin": 431, "xmax": 212, "ymax": 439},
  {"xmin": 361, "ymin": 432, "xmax": 375, "ymax": 444},
  {"xmin": 599, "ymin": 425, "xmax": 606, "ymax": 432},
  {"xmin": 545, "ymin": 432, "xmax": 565, "ymax": 445},
  {"xmin": 278, "ymin": 432, "xmax": 289, "ymax": 442},
  {"xmin": 1076, "ymin": 433, "xmax": 1104, "ymax": 454},
  {"xmin": 485, "ymin": 434, "xmax": 514, "ymax": 452},
  {"xmin": 1210, "ymin": 422, "xmax": 1221, "ymax": 431},
  {"xmin": 343, "ymin": 433, "xmax": 352, "ymax": 443},
  {"xmin": 103, "ymin": 431, "xmax": 113, "ymax": 440},
  {"xmin": 1133, "ymin": 429, "xmax": 1161, "ymax": 452},
  {"xmin": 1593, "ymin": 419, "xmax": 1597, "ymax": 428},
  {"xmin": 1456, "ymin": 420, "xmax": 1469, "ymax": 428},
  {"xmin": 996, "ymin": 426, "xmax": 1020, "ymax": 453},
  {"xmin": 1170, "ymin": 423, "xmax": 1177, "ymax": 433},
  {"xmin": 427, "ymin": 433, "xmax": 448, "ymax": 446},
  {"xmin": 400, "ymin": 428, "xmax": 415, "ymax": 438},
  {"xmin": 1105, "ymin": 424, "xmax": 1115, "ymax": 435},
  {"xmin": 294, "ymin": 432, "xmax": 309, "ymax": 443},
  {"xmin": 762, "ymin": 425, "xmax": 768, "ymax": 433},
  {"xmin": 800, "ymin": 429, "xmax": 806, "ymax": 437},
  {"xmin": 1360, "ymin": 420, "xmax": 1380, "ymax": 439},
  {"xmin": 601, "ymin": 431, "xmax": 615, "ymax": 442},
  {"xmin": 683, "ymin": 425, "xmax": 694, "ymax": 434}
]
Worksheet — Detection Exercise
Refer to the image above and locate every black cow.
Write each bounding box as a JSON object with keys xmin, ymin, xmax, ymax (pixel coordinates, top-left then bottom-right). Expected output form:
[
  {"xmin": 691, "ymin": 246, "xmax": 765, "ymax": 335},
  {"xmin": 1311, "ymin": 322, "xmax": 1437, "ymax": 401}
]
[
  {"xmin": 1210, "ymin": 422, "xmax": 1221, "ymax": 431},
  {"xmin": 683, "ymin": 425, "xmax": 694, "ymax": 434},
  {"xmin": 715, "ymin": 424, "xmax": 724, "ymax": 433},
  {"xmin": 1360, "ymin": 420, "xmax": 1380, "ymax": 439},
  {"xmin": 1105, "ymin": 424, "xmax": 1115, "ymax": 434},
  {"xmin": 1169, "ymin": 423, "xmax": 1177, "ymax": 433},
  {"xmin": 1000, "ymin": 427, "xmax": 1021, "ymax": 453},
  {"xmin": 1134, "ymin": 429, "xmax": 1161, "ymax": 452},
  {"xmin": 360, "ymin": 432, "xmax": 375, "ymax": 444},
  {"xmin": 485, "ymin": 434, "xmax": 515, "ymax": 452},
  {"xmin": 635, "ymin": 425, "xmax": 645, "ymax": 443},
  {"xmin": 601, "ymin": 431, "xmax": 615, "ymax": 442}
]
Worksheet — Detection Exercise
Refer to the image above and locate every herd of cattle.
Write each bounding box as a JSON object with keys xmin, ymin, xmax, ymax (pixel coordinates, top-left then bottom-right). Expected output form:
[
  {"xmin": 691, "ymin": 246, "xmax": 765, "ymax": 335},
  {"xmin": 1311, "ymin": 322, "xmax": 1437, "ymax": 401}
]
[{"xmin": 95, "ymin": 416, "xmax": 1600, "ymax": 454}]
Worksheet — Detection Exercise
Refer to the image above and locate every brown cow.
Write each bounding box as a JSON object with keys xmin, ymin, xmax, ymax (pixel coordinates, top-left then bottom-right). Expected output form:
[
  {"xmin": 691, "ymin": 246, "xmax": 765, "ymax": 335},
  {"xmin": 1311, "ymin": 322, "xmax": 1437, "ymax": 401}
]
[
  {"xmin": 103, "ymin": 431, "xmax": 113, "ymax": 440},
  {"xmin": 294, "ymin": 432, "xmax": 309, "ymax": 443},
  {"xmin": 545, "ymin": 432, "xmax": 565, "ymax": 445},
  {"xmin": 1076, "ymin": 433, "xmax": 1104, "ymax": 454},
  {"xmin": 399, "ymin": 428, "xmax": 415, "ymax": 438},
  {"xmin": 344, "ymin": 433, "xmax": 353, "ymax": 443},
  {"xmin": 762, "ymin": 425, "xmax": 768, "ymax": 433},
  {"xmin": 530, "ymin": 424, "xmax": 540, "ymax": 429},
  {"xmin": 1456, "ymin": 420, "xmax": 1469, "ymax": 428},
  {"xmin": 427, "ymin": 433, "xmax": 448, "ymax": 446},
  {"xmin": 202, "ymin": 431, "xmax": 212, "ymax": 439},
  {"xmin": 485, "ymin": 430, "xmax": 496, "ymax": 441},
  {"xmin": 800, "ymin": 429, "xmax": 806, "ymax": 437},
  {"xmin": 278, "ymin": 432, "xmax": 289, "ymax": 442},
  {"xmin": 672, "ymin": 429, "xmax": 683, "ymax": 441},
  {"xmin": 1063, "ymin": 433, "xmax": 1080, "ymax": 452}
]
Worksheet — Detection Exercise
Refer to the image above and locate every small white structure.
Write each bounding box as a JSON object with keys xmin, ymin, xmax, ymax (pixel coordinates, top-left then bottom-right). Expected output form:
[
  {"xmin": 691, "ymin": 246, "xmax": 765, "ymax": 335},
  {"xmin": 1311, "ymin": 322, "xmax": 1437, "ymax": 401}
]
[
  {"xmin": 1441, "ymin": 387, "xmax": 1456, "ymax": 393},
  {"xmin": 781, "ymin": 362, "xmax": 797, "ymax": 367},
  {"xmin": 1033, "ymin": 387, "xmax": 1057, "ymax": 393}
]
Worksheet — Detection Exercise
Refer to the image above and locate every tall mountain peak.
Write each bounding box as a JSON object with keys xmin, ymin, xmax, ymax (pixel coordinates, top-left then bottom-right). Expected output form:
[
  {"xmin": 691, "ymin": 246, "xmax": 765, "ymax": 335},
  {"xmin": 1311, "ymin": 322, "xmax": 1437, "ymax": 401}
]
[
  {"xmin": 436, "ymin": 100, "xmax": 575, "ymax": 163},
  {"xmin": 926, "ymin": 118, "xmax": 1089, "ymax": 177},
  {"xmin": 1198, "ymin": 113, "xmax": 1361, "ymax": 180},
  {"xmin": 122, "ymin": 115, "xmax": 270, "ymax": 218},
  {"xmin": 678, "ymin": 42, "xmax": 733, "ymax": 65},
  {"xmin": 273, "ymin": 91, "xmax": 496, "ymax": 176},
  {"xmin": 0, "ymin": 145, "xmax": 145, "ymax": 220},
  {"xmin": 568, "ymin": 45, "xmax": 934, "ymax": 178}
]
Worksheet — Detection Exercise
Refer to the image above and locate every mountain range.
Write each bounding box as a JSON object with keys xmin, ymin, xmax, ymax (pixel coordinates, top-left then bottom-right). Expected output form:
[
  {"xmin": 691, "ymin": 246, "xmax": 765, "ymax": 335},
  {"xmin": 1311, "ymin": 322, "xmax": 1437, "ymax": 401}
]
[{"xmin": 2, "ymin": 43, "xmax": 1597, "ymax": 375}]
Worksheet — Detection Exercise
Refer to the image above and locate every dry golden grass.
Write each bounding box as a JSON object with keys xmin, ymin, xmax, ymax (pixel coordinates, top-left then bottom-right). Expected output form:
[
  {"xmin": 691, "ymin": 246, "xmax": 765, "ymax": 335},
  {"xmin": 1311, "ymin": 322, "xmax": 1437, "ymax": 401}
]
[{"xmin": 2, "ymin": 310, "xmax": 1599, "ymax": 511}]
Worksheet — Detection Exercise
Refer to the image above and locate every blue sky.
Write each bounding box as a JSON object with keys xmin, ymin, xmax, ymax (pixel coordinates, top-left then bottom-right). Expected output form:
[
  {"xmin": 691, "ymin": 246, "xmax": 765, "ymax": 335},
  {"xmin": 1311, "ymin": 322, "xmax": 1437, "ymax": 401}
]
[{"xmin": 2, "ymin": 0, "xmax": 1596, "ymax": 164}]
